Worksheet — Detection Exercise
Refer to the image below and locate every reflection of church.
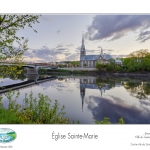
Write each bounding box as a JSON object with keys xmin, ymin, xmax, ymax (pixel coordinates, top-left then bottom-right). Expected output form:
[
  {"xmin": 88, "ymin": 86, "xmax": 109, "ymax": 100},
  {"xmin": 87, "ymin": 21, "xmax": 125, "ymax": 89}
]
[{"xmin": 80, "ymin": 78, "xmax": 110, "ymax": 112}]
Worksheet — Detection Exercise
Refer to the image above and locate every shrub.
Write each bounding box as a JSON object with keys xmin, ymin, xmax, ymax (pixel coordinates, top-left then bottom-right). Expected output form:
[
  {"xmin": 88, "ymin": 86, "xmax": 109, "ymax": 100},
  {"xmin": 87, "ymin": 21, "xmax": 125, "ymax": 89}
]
[
  {"xmin": 106, "ymin": 64, "xmax": 113, "ymax": 71},
  {"xmin": 95, "ymin": 117, "xmax": 125, "ymax": 124},
  {"xmin": 116, "ymin": 65, "xmax": 122, "ymax": 71}
]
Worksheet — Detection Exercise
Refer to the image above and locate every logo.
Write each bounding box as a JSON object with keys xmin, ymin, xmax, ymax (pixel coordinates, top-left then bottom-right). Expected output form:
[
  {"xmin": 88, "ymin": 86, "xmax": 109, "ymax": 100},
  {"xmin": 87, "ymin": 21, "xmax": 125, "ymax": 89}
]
[{"xmin": 0, "ymin": 128, "xmax": 17, "ymax": 143}]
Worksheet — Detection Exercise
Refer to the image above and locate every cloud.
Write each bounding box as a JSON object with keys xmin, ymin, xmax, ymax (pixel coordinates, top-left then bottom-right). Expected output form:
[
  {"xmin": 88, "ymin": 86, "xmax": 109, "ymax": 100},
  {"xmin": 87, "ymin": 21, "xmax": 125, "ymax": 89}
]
[
  {"xmin": 66, "ymin": 43, "xmax": 74, "ymax": 47},
  {"xmin": 23, "ymin": 45, "xmax": 73, "ymax": 62},
  {"xmin": 137, "ymin": 30, "xmax": 150, "ymax": 42},
  {"xmin": 40, "ymin": 16, "xmax": 55, "ymax": 22},
  {"xmin": 76, "ymin": 46, "xmax": 81, "ymax": 51},
  {"xmin": 56, "ymin": 44, "xmax": 64, "ymax": 48},
  {"xmin": 56, "ymin": 48, "xmax": 68, "ymax": 51},
  {"xmin": 85, "ymin": 95, "xmax": 150, "ymax": 124},
  {"xmin": 86, "ymin": 15, "xmax": 150, "ymax": 42},
  {"xmin": 23, "ymin": 46, "xmax": 61, "ymax": 62},
  {"xmin": 66, "ymin": 53, "xmax": 80, "ymax": 61},
  {"xmin": 57, "ymin": 30, "xmax": 61, "ymax": 34}
]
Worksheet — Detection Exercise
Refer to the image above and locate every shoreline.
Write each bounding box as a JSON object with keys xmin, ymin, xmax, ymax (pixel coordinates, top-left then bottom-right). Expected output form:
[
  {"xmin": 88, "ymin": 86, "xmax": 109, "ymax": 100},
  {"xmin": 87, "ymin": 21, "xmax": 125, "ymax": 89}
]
[{"xmin": 39, "ymin": 68, "xmax": 150, "ymax": 77}]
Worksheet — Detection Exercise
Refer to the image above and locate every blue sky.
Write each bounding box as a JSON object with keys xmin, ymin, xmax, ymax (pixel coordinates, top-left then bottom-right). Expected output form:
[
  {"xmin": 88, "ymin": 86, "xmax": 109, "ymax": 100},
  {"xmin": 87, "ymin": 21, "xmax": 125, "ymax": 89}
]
[{"xmin": 15, "ymin": 15, "xmax": 150, "ymax": 62}]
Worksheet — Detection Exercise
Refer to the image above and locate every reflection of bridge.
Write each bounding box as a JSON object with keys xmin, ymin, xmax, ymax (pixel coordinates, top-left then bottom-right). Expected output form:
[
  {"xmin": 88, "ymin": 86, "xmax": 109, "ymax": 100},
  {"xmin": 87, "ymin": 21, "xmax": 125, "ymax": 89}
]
[
  {"xmin": 0, "ymin": 63, "xmax": 58, "ymax": 75},
  {"xmin": 0, "ymin": 74, "xmax": 57, "ymax": 94}
]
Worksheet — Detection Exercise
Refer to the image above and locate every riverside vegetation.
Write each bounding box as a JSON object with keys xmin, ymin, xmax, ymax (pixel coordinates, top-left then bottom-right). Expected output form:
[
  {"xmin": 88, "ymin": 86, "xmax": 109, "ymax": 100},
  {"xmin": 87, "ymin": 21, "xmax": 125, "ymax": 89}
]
[
  {"xmin": 0, "ymin": 90, "xmax": 79, "ymax": 124},
  {"xmin": 96, "ymin": 49, "xmax": 150, "ymax": 73},
  {"xmin": 0, "ymin": 90, "xmax": 124, "ymax": 124}
]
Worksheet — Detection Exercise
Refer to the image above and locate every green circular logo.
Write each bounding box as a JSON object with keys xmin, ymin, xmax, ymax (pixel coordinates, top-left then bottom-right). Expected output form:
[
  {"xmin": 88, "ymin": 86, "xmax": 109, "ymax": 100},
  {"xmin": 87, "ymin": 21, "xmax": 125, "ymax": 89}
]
[{"xmin": 0, "ymin": 128, "xmax": 17, "ymax": 143}]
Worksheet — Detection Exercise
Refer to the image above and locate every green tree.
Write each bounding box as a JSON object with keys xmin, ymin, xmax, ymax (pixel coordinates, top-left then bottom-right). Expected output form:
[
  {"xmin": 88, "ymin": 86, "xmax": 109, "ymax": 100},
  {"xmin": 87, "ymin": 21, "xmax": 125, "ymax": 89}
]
[
  {"xmin": 108, "ymin": 58, "xmax": 115, "ymax": 71},
  {"xmin": 70, "ymin": 61, "xmax": 80, "ymax": 67},
  {"xmin": 106, "ymin": 64, "xmax": 113, "ymax": 71},
  {"xmin": 96, "ymin": 60, "xmax": 103, "ymax": 71},
  {"xmin": 123, "ymin": 49, "xmax": 150, "ymax": 72},
  {"xmin": 0, "ymin": 14, "xmax": 40, "ymax": 78},
  {"xmin": 116, "ymin": 65, "xmax": 122, "ymax": 71}
]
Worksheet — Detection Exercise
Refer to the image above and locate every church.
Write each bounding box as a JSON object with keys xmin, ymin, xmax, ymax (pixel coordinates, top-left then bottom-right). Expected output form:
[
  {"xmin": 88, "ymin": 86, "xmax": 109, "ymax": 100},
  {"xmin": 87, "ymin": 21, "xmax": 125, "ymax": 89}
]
[{"xmin": 80, "ymin": 34, "xmax": 112, "ymax": 68}]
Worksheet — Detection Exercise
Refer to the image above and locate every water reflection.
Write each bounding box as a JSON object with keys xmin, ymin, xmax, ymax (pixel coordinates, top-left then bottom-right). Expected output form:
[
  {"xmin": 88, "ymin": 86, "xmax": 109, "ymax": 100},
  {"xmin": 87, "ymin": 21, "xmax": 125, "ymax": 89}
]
[
  {"xmin": 123, "ymin": 79, "xmax": 150, "ymax": 100},
  {"xmin": 1, "ymin": 74, "xmax": 150, "ymax": 124},
  {"xmin": 80, "ymin": 77, "xmax": 111, "ymax": 112},
  {"xmin": 79, "ymin": 76, "xmax": 150, "ymax": 123}
]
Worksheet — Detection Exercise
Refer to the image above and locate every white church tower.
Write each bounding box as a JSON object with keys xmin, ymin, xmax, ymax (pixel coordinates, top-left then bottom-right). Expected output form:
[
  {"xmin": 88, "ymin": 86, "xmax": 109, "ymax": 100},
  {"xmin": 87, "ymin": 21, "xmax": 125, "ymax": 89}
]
[{"xmin": 80, "ymin": 33, "xmax": 86, "ymax": 58}]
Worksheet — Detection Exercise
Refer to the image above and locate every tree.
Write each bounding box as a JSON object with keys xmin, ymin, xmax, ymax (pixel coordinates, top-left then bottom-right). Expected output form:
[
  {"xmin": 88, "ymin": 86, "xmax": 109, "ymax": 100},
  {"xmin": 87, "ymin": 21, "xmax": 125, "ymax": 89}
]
[
  {"xmin": 106, "ymin": 64, "xmax": 113, "ymax": 71},
  {"xmin": 0, "ymin": 14, "xmax": 40, "ymax": 78},
  {"xmin": 96, "ymin": 60, "xmax": 103, "ymax": 71},
  {"xmin": 71, "ymin": 61, "xmax": 80, "ymax": 67},
  {"xmin": 108, "ymin": 58, "xmax": 115, "ymax": 71},
  {"xmin": 123, "ymin": 49, "xmax": 150, "ymax": 72}
]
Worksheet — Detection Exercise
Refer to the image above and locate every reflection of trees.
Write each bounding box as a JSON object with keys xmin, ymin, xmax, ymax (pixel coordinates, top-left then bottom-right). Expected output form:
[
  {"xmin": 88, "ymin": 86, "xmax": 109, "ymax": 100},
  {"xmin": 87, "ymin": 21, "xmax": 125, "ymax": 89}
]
[
  {"xmin": 123, "ymin": 80, "xmax": 150, "ymax": 100},
  {"xmin": 10, "ymin": 72, "xmax": 26, "ymax": 81},
  {"xmin": 95, "ymin": 76, "xmax": 150, "ymax": 100},
  {"xmin": 0, "ymin": 67, "xmax": 26, "ymax": 81},
  {"xmin": 95, "ymin": 76, "xmax": 121, "ymax": 89},
  {"xmin": 58, "ymin": 78, "xmax": 65, "ymax": 81}
]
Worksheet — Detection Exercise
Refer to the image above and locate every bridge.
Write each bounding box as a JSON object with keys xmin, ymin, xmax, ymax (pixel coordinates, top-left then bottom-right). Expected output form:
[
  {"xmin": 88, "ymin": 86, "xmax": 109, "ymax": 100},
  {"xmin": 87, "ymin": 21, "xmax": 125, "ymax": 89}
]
[{"xmin": 0, "ymin": 63, "xmax": 58, "ymax": 75}]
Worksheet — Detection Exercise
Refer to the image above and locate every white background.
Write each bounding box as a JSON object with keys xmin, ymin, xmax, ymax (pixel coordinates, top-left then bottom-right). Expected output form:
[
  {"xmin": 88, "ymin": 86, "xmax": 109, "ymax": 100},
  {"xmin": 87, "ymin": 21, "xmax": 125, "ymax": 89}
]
[
  {"xmin": 1, "ymin": 0, "xmax": 150, "ymax": 13},
  {"xmin": 0, "ymin": 125, "xmax": 150, "ymax": 149},
  {"xmin": 1, "ymin": 0, "xmax": 150, "ymax": 149}
]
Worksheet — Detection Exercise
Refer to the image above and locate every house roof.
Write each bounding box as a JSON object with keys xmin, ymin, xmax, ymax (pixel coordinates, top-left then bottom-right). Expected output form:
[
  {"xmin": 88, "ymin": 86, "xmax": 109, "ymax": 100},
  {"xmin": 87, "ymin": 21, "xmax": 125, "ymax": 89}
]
[
  {"xmin": 80, "ymin": 55, "xmax": 99, "ymax": 60},
  {"xmin": 115, "ymin": 59, "xmax": 122, "ymax": 63},
  {"xmin": 81, "ymin": 83, "xmax": 98, "ymax": 89},
  {"xmin": 81, "ymin": 54, "xmax": 113, "ymax": 61}
]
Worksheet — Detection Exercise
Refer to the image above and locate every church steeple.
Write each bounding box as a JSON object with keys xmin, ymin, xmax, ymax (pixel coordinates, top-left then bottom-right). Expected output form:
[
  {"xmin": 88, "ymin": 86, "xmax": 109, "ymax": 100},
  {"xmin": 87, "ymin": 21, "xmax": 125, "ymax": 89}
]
[
  {"xmin": 100, "ymin": 46, "xmax": 103, "ymax": 56},
  {"xmin": 82, "ymin": 33, "xmax": 85, "ymax": 46},
  {"xmin": 80, "ymin": 33, "xmax": 86, "ymax": 58}
]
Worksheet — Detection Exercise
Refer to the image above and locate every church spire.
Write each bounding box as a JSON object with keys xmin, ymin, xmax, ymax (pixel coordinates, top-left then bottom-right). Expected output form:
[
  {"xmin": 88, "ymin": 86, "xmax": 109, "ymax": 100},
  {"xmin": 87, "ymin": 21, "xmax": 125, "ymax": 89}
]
[
  {"xmin": 80, "ymin": 32, "xmax": 86, "ymax": 58},
  {"xmin": 82, "ymin": 32, "xmax": 84, "ymax": 45},
  {"xmin": 100, "ymin": 46, "xmax": 103, "ymax": 56}
]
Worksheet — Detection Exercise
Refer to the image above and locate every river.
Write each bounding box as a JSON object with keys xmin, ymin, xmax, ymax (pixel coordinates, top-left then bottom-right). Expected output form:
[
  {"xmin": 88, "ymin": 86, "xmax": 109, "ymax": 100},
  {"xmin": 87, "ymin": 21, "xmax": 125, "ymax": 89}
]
[{"xmin": 1, "ymin": 74, "xmax": 150, "ymax": 124}]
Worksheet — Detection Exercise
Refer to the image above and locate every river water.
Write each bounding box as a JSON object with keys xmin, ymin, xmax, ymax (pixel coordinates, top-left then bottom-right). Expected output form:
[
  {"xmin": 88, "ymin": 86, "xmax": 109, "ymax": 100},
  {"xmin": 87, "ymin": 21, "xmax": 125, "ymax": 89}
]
[{"xmin": 1, "ymin": 75, "xmax": 150, "ymax": 124}]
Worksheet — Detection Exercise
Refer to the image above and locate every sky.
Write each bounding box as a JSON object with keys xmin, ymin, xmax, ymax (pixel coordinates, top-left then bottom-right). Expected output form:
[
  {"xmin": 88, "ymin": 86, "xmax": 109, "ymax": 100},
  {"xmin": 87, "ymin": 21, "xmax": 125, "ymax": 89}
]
[{"xmin": 15, "ymin": 14, "xmax": 150, "ymax": 63}]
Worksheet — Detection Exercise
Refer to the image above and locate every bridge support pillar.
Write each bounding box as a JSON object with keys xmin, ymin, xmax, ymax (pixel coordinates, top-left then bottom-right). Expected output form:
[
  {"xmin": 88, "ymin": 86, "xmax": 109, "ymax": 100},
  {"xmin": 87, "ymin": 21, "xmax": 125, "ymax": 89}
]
[
  {"xmin": 26, "ymin": 67, "xmax": 38, "ymax": 75},
  {"xmin": 26, "ymin": 74, "xmax": 39, "ymax": 82}
]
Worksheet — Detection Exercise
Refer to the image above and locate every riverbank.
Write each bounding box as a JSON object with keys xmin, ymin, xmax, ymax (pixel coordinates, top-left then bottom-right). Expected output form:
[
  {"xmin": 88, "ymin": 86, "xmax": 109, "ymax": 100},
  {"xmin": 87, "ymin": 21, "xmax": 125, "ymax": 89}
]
[{"xmin": 39, "ymin": 68, "xmax": 150, "ymax": 77}]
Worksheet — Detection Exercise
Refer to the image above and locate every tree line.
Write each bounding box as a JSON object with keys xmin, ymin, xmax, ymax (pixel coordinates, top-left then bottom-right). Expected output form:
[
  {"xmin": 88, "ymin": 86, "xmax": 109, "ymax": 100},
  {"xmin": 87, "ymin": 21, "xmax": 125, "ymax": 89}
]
[{"xmin": 96, "ymin": 49, "xmax": 150, "ymax": 73}]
